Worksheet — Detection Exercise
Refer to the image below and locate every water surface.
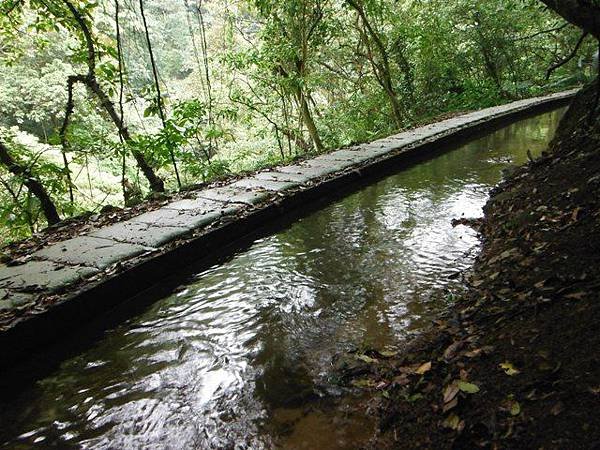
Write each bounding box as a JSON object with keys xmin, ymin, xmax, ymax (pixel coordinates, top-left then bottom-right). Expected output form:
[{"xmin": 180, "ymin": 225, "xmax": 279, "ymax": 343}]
[{"xmin": 0, "ymin": 109, "xmax": 564, "ymax": 449}]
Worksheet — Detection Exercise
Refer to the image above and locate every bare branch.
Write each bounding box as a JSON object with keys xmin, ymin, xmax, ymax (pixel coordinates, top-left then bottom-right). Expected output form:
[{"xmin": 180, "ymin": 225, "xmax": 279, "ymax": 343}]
[{"xmin": 545, "ymin": 31, "xmax": 589, "ymax": 79}]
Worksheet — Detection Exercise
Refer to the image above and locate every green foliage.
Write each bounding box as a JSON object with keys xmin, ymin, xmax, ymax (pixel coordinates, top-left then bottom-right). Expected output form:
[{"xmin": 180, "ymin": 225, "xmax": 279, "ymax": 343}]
[
  {"xmin": 0, "ymin": 127, "xmax": 70, "ymax": 239},
  {"xmin": 0, "ymin": 0, "xmax": 596, "ymax": 245}
]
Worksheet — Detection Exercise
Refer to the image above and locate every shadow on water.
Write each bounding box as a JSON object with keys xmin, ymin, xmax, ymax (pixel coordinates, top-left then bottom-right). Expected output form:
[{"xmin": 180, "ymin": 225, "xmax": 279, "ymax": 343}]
[{"xmin": 0, "ymin": 109, "xmax": 565, "ymax": 449}]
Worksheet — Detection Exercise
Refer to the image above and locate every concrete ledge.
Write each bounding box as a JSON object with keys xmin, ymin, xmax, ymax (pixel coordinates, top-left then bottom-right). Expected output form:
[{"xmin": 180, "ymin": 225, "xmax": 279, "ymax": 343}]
[{"xmin": 0, "ymin": 90, "xmax": 576, "ymax": 370}]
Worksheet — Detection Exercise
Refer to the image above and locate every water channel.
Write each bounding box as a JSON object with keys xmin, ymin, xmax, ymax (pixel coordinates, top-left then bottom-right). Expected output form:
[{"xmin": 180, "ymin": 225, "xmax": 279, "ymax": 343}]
[{"xmin": 0, "ymin": 109, "xmax": 564, "ymax": 449}]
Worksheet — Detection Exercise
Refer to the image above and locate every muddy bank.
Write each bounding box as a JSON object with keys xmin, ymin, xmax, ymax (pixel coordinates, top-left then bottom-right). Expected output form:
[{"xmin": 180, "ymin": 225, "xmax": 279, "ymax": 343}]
[{"xmin": 344, "ymin": 86, "xmax": 600, "ymax": 449}]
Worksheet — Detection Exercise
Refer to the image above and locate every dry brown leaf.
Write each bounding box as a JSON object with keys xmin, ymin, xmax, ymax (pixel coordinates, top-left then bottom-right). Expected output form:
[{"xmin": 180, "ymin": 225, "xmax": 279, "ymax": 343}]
[
  {"xmin": 444, "ymin": 341, "xmax": 464, "ymax": 360},
  {"xmin": 443, "ymin": 383, "xmax": 460, "ymax": 404},
  {"xmin": 442, "ymin": 397, "xmax": 458, "ymax": 413},
  {"xmin": 393, "ymin": 374, "xmax": 410, "ymax": 386},
  {"xmin": 551, "ymin": 401, "xmax": 564, "ymax": 416},
  {"xmin": 415, "ymin": 361, "xmax": 432, "ymax": 375},
  {"xmin": 465, "ymin": 348, "xmax": 483, "ymax": 358}
]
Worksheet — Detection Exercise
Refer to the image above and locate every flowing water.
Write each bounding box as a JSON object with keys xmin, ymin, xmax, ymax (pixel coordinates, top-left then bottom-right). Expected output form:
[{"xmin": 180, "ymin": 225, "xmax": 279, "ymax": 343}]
[{"xmin": 0, "ymin": 110, "xmax": 564, "ymax": 449}]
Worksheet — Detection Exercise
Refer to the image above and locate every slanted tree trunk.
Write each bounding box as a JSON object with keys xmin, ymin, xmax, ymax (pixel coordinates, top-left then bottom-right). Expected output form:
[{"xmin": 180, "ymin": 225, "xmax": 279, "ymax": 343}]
[
  {"xmin": 346, "ymin": 0, "xmax": 403, "ymax": 128},
  {"xmin": 0, "ymin": 139, "xmax": 61, "ymax": 226},
  {"xmin": 58, "ymin": 77, "xmax": 75, "ymax": 205},
  {"xmin": 60, "ymin": 0, "xmax": 165, "ymax": 193}
]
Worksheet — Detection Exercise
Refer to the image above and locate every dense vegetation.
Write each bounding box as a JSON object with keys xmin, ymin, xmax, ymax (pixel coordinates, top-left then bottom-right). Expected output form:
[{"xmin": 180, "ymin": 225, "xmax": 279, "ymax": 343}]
[{"xmin": 0, "ymin": 0, "xmax": 597, "ymax": 244}]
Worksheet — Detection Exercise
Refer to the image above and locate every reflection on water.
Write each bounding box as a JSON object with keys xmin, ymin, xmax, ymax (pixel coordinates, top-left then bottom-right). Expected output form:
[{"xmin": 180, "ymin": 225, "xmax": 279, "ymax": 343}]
[{"xmin": 0, "ymin": 110, "xmax": 564, "ymax": 449}]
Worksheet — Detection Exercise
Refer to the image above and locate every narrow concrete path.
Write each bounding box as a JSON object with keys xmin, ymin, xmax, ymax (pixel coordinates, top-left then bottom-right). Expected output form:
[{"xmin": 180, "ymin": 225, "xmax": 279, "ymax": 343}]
[{"xmin": 0, "ymin": 90, "xmax": 576, "ymax": 363}]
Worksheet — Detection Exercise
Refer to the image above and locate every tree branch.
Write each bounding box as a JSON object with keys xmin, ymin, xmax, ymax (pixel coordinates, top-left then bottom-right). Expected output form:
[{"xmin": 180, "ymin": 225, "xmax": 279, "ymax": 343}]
[
  {"xmin": 545, "ymin": 31, "xmax": 589, "ymax": 79},
  {"xmin": 0, "ymin": 138, "xmax": 61, "ymax": 225}
]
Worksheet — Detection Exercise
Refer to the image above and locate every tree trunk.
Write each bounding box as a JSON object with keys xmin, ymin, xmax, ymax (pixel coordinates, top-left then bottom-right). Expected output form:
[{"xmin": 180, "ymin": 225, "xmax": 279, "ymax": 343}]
[
  {"xmin": 538, "ymin": 0, "xmax": 600, "ymax": 38},
  {"xmin": 347, "ymin": 0, "xmax": 403, "ymax": 128},
  {"xmin": 61, "ymin": 0, "xmax": 165, "ymax": 193},
  {"xmin": 0, "ymin": 139, "xmax": 61, "ymax": 226},
  {"xmin": 296, "ymin": 89, "xmax": 324, "ymax": 152},
  {"xmin": 538, "ymin": 1, "xmax": 600, "ymax": 121},
  {"xmin": 139, "ymin": 0, "xmax": 181, "ymax": 188},
  {"xmin": 59, "ymin": 76, "xmax": 77, "ymax": 205},
  {"xmin": 115, "ymin": 0, "xmax": 128, "ymax": 201},
  {"xmin": 77, "ymin": 75, "xmax": 166, "ymax": 193},
  {"xmin": 380, "ymin": 74, "xmax": 403, "ymax": 127}
]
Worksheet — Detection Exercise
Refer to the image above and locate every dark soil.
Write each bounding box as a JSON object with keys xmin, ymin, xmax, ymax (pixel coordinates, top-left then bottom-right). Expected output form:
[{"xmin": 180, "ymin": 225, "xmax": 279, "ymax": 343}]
[{"xmin": 341, "ymin": 85, "xmax": 600, "ymax": 449}]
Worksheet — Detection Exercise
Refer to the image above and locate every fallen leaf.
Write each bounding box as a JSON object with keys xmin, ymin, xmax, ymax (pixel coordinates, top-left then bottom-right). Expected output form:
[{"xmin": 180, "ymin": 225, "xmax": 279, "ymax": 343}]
[
  {"xmin": 415, "ymin": 361, "xmax": 432, "ymax": 375},
  {"xmin": 526, "ymin": 389, "xmax": 538, "ymax": 400},
  {"xmin": 510, "ymin": 401, "xmax": 521, "ymax": 416},
  {"xmin": 375, "ymin": 381, "xmax": 388, "ymax": 390},
  {"xmin": 393, "ymin": 374, "xmax": 410, "ymax": 386},
  {"xmin": 378, "ymin": 350, "xmax": 398, "ymax": 358},
  {"xmin": 443, "ymin": 384, "xmax": 460, "ymax": 404},
  {"xmin": 356, "ymin": 354, "xmax": 377, "ymax": 364},
  {"xmin": 500, "ymin": 362, "xmax": 520, "ymax": 376},
  {"xmin": 444, "ymin": 341, "xmax": 464, "ymax": 360},
  {"xmin": 551, "ymin": 401, "xmax": 564, "ymax": 416},
  {"xmin": 442, "ymin": 414, "xmax": 461, "ymax": 430},
  {"xmin": 398, "ymin": 366, "xmax": 417, "ymax": 375},
  {"xmin": 351, "ymin": 378, "xmax": 377, "ymax": 388},
  {"xmin": 499, "ymin": 248, "xmax": 520, "ymax": 260},
  {"xmin": 408, "ymin": 393, "xmax": 423, "ymax": 402},
  {"xmin": 464, "ymin": 348, "xmax": 483, "ymax": 358},
  {"xmin": 537, "ymin": 350, "xmax": 550, "ymax": 359},
  {"xmin": 443, "ymin": 397, "xmax": 458, "ymax": 412},
  {"xmin": 457, "ymin": 381, "xmax": 480, "ymax": 394}
]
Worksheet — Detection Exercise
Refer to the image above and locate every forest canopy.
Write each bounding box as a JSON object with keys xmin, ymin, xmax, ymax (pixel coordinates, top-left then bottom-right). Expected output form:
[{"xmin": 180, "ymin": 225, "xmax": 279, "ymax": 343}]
[{"xmin": 0, "ymin": 0, "xmax": 597, "ymax": 244}]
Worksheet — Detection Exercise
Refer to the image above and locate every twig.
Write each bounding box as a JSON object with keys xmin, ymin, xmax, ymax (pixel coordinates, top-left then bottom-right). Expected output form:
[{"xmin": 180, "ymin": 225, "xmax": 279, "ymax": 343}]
[
  {"xmin": 545, "ymin": 32, "xmax": 588, "ymax": 80},
  {"xmin": 512, "ymin": 22, "xmax": 569, "ymax": 42}
]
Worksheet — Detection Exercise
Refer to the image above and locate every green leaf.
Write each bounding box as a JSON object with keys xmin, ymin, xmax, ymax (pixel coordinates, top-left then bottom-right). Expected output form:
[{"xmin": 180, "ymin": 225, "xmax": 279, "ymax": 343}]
[
  {"xmin": 356, "ymin": 354, "xmax": 377, "ymax": 364},
  {"xmin": 442, "ymin": 414, "xmax": 461, "ymax": 430},
  {"xmin": 408, "ymin": 393, "xmax": 424, "ymax": 402},
  {"xmin": 351, "ymin": 378, "xmax": 377, "ymax": 388},
  {"xmin": 457, "ymin": 381, "xmax": 480, "ymax": 394},
  {"xmin": 500, "ymin": 362, "xmax": 520, "ymax": 376},
  {"xmin": 510, "ymin": 401, "xmax": 521, "ymax": 416}
]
